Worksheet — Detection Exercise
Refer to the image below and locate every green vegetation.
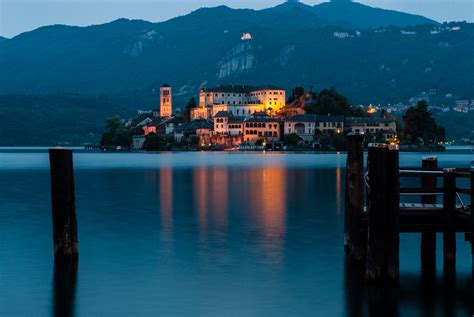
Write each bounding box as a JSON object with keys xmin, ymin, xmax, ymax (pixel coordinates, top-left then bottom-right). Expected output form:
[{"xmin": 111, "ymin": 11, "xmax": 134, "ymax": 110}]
[
  {"xmin": 435, "ymin": 111, "xmax": 474, "ymax": 142},
  {"xmin": 401, "ymin": 101, "xmax": 445, "ymax": 145},
  {"xmin": 284, "ymin": 133, "xmax": 302, "ymax": 146},
  {"xmin": 304, "ymin": 88, "xmax": 367, "ymax": 117},
  {"xmin": 183, "ymin": 97, "xmax": 197, "ymax": 122},
  {"xmin": 316, "ymin": 131, "xmax": 347, "ymax": 151},
  {"xmin": 143, "ymin": 133, "xmax": 173, "ymax": 151},
  {"xmin": 0, "ymin": 94, "xmax": 135, "ymax": 145},
  {"xmin": 287, "ymin": 87, "xmax": 305, "ymax": 103},
  {"xmin": 100, "ymin": 116, "xmax": 133, "ymax": 149}
]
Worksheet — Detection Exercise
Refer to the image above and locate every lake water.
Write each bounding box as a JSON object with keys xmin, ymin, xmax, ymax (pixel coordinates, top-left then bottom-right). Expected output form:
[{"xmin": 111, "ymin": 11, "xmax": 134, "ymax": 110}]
[{"xmin": 0, "ymin": 149, "xmax": 473, "ymax": 316}]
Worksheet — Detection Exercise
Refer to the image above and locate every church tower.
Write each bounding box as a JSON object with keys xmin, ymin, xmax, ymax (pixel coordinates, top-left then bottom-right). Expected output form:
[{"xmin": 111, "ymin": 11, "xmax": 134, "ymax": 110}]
[{"xmin": 160, "ymin": 84, "xmax": 172, "ymax": 117}]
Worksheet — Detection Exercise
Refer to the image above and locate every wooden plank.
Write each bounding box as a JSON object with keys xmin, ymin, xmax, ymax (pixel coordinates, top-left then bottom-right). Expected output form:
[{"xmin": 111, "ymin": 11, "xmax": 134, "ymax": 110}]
[
  {"xmin": 456, "ymin": 188, "xmax": 471, "ymax": 195},
  {"xmin": 399, "ymin": 170, "xmax": 444, "ymax": 177},
  {"xmin": 400, "ymin": 187, "xmax": 443, "ymax": 194}
]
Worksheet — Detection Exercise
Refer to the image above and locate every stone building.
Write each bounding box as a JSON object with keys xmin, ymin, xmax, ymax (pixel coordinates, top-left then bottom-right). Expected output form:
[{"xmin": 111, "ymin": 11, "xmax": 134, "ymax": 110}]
[
  {"xmin": 191, "ymin": 85, "xmax": 286, "ymax": 120},
  {"xmin": 160, "ymin": 84, "xmax": 172, "ymax": 117}
]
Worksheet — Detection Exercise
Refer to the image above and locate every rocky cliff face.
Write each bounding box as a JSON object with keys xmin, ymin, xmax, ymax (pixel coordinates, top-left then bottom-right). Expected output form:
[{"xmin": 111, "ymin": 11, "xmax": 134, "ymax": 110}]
[{"xmin": 217, "ymin": 41, "xmax": 256, "ymax": 78}]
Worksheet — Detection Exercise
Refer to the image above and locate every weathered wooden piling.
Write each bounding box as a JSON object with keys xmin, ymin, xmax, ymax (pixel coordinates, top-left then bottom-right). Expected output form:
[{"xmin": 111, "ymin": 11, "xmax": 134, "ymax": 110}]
[
  {"xmin": 471, "ymin": 167, "xmax": 473, "ymax": 274},
  {"xmin": 344, "ymin": 133, "xmax": 366, "ymax": 262},
  {"xmin": 442, "ymin": 168, "xmax": 456, "ymax": 272},
  {"xmin": 421, "ymin": 157, "xmax": 438, "ymax": 272},
  {"xmin": 49, "ymin": 148, "xmax": 79, "ymax": 261},
  {"xmin": 366, "ymin": 144, "xmax": 388, "ymax": 282},
  {"xmin": 385, "ymin": 144, "xmax": 400, "ymax": 281}
]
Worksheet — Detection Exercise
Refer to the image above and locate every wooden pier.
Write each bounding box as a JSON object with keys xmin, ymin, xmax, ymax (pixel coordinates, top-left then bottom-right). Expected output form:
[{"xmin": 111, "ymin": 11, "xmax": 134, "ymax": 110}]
[{"xmin": 344, "ymin": 134, "xmax": 473, "ymax": 283}]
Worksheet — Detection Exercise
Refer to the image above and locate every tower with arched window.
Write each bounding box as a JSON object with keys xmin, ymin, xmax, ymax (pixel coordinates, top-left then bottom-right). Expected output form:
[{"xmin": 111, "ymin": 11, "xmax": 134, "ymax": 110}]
[{"xmin": 160, "ymin": 84, "xmax": 172, "ymax": 117}]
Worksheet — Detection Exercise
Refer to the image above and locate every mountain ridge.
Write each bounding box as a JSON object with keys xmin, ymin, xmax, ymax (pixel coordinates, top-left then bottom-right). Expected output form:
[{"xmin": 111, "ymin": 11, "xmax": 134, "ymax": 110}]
[{"xmin": 0, "ymin": 1, "xmax": 470, "ymax": 105}]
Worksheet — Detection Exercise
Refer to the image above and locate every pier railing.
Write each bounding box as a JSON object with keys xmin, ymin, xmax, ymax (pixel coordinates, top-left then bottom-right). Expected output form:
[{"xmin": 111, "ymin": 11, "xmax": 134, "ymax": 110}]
[{"xmin": 344, "ymin": 134, "xmax": 473, "ymax": 283}]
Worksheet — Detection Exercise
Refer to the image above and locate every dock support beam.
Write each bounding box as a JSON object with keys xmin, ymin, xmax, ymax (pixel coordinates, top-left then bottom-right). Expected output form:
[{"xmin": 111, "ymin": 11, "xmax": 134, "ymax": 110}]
[
  {"xmin": 386, "ymin": 145, "xmax": 400, "ymax": 281},
  {"xmin": 442, "ymin": 168, "xmax": 456, "ymax": 273},
  {"xmin": 470, "ymin": 167, "xmax": 473, "ymax": 275},
  {"xmin": 49, "ymin": 148, "xmax": 79, "ymax": 262},
  {"xmin": 421, "ymin": 157, "xmax": 438, "ymax": 273},
  {"xmin": 366, "ymin": 144, "xmax": 388, "ymax": 282},
  {"xmin": 344, "ymin": 133, "xmax": 366, "ymax": 263},
  {"xmin": 365, "ymin": 143, "xmax": 399, "ymax": 283}
]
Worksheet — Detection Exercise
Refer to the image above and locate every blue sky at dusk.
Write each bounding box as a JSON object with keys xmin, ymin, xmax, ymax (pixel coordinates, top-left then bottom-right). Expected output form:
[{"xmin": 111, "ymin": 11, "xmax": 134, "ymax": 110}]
[{"xmin": 0, "ymin": 0, "xmax": 473, "ymax": 38}]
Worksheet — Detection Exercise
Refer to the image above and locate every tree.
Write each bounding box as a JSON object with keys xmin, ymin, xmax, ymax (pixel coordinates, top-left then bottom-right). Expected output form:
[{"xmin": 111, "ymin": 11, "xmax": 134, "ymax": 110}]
[
  {"xmin": 106, "ymin": 116, "xmax": 122, "ymax": 134},
  {"xmin": 288, "ymin": 87, "xmax": 305, "ymax": 103},
  {"xmin": 100, "ymin": 131, "xmax": 114, "ymax": 148},
  {"xmin": 402, "ymin": 101, "xmax": 444, "ymax": 144},
  {"xmin": 304, "ymin": 88, "xmax": 353, "ymax": 116},
  {"xmin": 143, "ymin": 133, "xmax": 167, "ymax": 151},
  {"xmin": 284, "ymin": 133, "xmax": 302, "ymax": 146},
  {"xmin": 183, "ymin": 97, "xmax": 197, "ymax": 122},
  {"xmin": 113, "ymin": 128, "xmax": 132, "ymax": 148},
  {"xmin": 101, "ymin": 115, "xmax": 127, "ymax": 148}
]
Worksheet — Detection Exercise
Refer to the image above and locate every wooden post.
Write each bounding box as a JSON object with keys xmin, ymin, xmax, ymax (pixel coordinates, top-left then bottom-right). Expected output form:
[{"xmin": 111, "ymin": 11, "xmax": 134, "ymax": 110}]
[
  {"xmin": 470, "ymin": 166, "xmax": 473, "ymax": 275},
  {"xmin": 442, "ymin": 168, "xmax": 456, "ymax": 272},
  {"xmin": 49, "ymin": 148, "xmax": 79, "ymax": 261},
  {"xmin": 385, "ymin": 144, "xmax": 400, "ymax": 281},
  {"xmin": 421, "ymin": 157, "xmax": 438, "ymax": 273},
  {"xmin": 366, "ymin": 143, "xmax": 388, "ymax": 282},
  {"xmin": 344, "ymin": 133, "xmax": 366, "ymax": 262}
]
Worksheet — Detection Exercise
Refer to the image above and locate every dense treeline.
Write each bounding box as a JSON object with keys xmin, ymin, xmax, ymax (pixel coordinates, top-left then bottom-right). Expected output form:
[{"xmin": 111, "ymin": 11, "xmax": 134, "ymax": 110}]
[{"xmin": 0, "ymin": 94, "xmax": 138, "ymax": 145}]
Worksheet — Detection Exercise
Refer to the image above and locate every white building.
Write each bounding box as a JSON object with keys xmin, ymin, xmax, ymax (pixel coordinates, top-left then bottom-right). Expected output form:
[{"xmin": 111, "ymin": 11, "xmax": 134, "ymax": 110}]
[
  {"xmin": 284, "ymin": 114, "xmax": 318, "ymax": 144},
  {"xmin": 345, "ymin": 117, "xmax": 397, "ymax": 140},
  {"xmin": 192, "ymin": 85, "xmax": 286, "ymax": 120}
]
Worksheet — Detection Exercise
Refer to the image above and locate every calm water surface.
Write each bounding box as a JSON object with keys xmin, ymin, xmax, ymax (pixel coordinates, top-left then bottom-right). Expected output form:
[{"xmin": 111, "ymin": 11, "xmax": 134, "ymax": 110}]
[{"xmin": 0, "ymin": 149, "xmax": 473, "ymax": 316}]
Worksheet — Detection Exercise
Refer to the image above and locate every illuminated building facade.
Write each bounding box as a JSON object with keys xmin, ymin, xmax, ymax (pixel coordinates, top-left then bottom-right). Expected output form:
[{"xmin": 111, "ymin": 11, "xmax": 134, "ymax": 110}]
[
  {"xmin": 160, "ymin": 84, "xmax": 173, "ymax": 117},
  {"xmin": 191, "ymin": 85, "xmax": 286, "ymax": 120},
  {"xmin": 243, "ymin": 117, "xmax": 282, "ymax": 145},
  {"xmin": 345, "ymin": 117, "xmax": 397, "ymax": 140}
]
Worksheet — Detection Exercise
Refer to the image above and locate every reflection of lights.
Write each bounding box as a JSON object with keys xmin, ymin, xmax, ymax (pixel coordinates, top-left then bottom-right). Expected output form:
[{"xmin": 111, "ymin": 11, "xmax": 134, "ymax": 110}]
[
  {"xmin": 247, "ymin": 168, "xmax": 287, "ymax": 261},
  {"xmin": 160, "ymin": 168, "xmax": 173, "ymax": 239}
]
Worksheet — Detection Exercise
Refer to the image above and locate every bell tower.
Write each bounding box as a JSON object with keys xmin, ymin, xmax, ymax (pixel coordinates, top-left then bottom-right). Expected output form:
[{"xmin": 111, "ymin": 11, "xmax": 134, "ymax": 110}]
[{"xmin": 160, "ymin": 84, "xmax": 172, "ymax": 117}]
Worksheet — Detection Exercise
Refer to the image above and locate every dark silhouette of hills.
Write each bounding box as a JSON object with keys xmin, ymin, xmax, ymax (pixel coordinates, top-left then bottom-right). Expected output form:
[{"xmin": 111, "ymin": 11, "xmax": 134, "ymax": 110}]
[{"xmin": 0, "ymin": 1, "xmax": 472, "ymax": 145}]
